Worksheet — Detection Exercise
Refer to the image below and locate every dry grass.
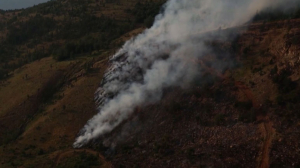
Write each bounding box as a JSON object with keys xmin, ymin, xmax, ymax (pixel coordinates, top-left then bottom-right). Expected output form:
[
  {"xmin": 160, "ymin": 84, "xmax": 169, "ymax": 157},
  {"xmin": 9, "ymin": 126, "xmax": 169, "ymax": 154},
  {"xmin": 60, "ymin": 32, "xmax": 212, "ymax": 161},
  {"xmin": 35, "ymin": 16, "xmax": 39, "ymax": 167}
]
[
  {"xmin": 0, "ymin": 24, "xmax": 137, "ymax": 164},
  {"xmin": 0, "ymin": 53, "xmax": 111, "ymax": 167},
  {"xmin": 0, "ymin": 57, "xmax": 73, "ymax": 117}
]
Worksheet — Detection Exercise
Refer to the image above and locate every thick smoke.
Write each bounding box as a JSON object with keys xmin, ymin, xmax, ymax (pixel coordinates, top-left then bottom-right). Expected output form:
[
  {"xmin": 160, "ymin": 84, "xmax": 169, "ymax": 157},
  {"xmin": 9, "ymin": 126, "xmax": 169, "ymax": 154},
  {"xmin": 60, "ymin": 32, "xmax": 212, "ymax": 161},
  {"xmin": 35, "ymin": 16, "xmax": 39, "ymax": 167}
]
[{"xmin": 73, "ymin": 0, "xmax": 299, "ymax": 148}]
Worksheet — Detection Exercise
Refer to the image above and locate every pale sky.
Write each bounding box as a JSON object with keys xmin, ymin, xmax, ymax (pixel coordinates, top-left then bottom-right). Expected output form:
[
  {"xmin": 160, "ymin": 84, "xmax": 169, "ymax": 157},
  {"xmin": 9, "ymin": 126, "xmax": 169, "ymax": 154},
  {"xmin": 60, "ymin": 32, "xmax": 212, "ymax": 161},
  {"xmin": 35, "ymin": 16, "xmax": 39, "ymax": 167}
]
[{"xmin": 0, "ymin": 0, "xmax": 49, "ymax": 10}]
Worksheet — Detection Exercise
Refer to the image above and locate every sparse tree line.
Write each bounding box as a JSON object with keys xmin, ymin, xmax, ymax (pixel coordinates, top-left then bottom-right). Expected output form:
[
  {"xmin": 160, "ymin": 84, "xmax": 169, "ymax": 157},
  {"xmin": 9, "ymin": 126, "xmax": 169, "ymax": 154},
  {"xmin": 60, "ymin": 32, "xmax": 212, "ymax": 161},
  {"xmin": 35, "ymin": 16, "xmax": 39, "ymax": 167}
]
[
  {"xmin": 126, "ymin": 1, "xmax": 165, "ymax": 28},
  {"xmin": 6, "ymin": 14, "xmax": 56, "ymax": 45}
]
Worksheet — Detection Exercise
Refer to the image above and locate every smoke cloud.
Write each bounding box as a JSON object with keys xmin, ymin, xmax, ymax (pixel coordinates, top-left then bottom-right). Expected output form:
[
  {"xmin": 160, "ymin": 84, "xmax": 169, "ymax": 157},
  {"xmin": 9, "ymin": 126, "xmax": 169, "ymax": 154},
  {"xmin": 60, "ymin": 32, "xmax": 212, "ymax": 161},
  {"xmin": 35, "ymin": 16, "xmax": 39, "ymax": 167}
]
[{"xmin": 73, "ymin": 0, "xmax": 299, "ymax": 148}]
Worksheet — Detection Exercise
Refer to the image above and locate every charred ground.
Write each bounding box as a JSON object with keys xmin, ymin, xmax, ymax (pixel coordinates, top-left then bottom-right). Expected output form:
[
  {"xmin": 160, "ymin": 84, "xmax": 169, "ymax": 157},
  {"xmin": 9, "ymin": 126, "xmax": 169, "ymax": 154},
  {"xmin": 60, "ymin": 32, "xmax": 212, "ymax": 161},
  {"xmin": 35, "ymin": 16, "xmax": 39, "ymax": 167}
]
[{"xmin": 93, "ymin": 19, "xmax": 300, "ymax": 168}]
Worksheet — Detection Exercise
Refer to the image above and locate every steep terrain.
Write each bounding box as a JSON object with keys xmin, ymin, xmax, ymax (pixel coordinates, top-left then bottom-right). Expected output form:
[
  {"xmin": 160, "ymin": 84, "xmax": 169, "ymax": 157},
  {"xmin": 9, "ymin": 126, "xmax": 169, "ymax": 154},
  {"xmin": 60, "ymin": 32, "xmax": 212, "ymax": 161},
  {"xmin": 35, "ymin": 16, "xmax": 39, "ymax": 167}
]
[
  {"xmin": 0, "ymin": 1, "xmax": 300, "ymax": 168},
  {"xmin": 92, "ymin": 20, "xmax": 300, "ymax": 167},
  {"xmin": 0, "ymin": 0, "xmax": 153, "ymax": 167}
]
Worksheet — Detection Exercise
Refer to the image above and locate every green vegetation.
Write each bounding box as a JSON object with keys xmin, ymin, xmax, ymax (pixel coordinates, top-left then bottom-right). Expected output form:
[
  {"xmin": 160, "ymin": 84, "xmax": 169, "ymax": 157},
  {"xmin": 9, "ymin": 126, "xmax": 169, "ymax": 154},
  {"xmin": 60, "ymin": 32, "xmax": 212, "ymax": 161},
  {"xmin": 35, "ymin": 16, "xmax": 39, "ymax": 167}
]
[
  {"xmin": 6, "ymin": 14, "xmax": 56, "ymax": 45},
  {"xmin": 127, "ymin": 1, "xmax": 165, "ymax": 28}
]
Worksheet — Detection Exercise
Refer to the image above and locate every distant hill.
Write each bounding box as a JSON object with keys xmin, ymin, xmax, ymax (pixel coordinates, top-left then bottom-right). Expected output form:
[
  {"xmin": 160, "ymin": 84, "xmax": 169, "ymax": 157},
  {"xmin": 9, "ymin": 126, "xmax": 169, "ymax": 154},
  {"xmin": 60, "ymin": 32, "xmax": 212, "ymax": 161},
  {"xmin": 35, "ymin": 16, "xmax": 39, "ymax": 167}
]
[
  {"xmin": 0, "ymin": 0, "xmax": 165, "ymax": 80},
  {"xmin": 0, "ymin": 0, "xmax": 50, "ymax": 10}
]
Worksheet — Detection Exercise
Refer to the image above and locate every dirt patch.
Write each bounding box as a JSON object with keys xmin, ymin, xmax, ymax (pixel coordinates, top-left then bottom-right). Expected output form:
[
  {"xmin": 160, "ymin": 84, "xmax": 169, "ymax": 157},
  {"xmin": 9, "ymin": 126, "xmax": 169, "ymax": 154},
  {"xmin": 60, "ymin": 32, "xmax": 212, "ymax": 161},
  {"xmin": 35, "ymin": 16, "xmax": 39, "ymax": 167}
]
[{"xmin": 258, "ymin": 116, "xmax": 276, "ymax": 168}]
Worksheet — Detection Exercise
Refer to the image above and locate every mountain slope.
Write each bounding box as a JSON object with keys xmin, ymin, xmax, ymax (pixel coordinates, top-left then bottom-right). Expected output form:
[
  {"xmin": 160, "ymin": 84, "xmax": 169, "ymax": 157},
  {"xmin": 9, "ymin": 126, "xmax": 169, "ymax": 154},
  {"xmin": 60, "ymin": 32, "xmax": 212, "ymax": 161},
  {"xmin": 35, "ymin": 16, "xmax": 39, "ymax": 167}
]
[
  {"xmin": 0, "ymin": 1, "xmax": 300, "ymax": 168},
  {"xmin": 94, "ymin": 19, "xmax": 300, "ymax": 168}
]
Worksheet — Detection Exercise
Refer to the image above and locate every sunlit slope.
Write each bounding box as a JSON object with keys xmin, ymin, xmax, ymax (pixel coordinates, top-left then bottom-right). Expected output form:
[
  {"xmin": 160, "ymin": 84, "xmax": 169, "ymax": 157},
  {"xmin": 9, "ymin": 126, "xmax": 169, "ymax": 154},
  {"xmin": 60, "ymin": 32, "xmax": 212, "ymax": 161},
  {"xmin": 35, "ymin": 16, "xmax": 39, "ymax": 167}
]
[
  {"xmin": 0, "ymin": 26, "xmax": 144, "ymax": 167},
  {"xmin": 0, "ymin": 54, "xmax": 108, "ymax": 167}
]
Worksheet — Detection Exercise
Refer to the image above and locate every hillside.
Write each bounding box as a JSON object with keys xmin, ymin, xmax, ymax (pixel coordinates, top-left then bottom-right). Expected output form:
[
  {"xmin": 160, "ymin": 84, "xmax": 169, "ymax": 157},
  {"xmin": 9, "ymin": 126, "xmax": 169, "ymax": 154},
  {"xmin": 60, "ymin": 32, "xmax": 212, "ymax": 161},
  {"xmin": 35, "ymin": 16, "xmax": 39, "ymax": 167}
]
[
  {"xmin": 0, "ymin": 0, "xmax": 164, "ymax": 79},
  {"xmin": 0, "ymin": 0, "xmax": 300, "ymax": 168},
  {"xmin": 101, "ymin": 19, "xmax": 300, "ymax": 167},
  {"xmin": 0, "ymin": 0, "xmax": 162, "ymax": 167}
]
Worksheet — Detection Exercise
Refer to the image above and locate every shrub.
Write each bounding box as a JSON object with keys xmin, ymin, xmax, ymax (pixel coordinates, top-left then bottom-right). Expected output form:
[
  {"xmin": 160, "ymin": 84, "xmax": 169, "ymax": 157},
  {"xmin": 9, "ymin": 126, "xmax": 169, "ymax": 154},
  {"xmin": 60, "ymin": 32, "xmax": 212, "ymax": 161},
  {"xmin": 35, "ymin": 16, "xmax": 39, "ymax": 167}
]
[
  {"xmin": 144, "ymin": 16, "xmax": 154, "ymax": 28},
  {"xmin": 214, "ymin": 113, "xmax": 225, "ymax": 125},
  {"xmin": 272, "ymin": 69, "xmax": 297, "ymax": 94},
  {"xmin": 235, "ymin": 101, "xmax": 253, "ymax": 110},
  {"xmin": 238, "ymin": 109, "xmax": 256, "ymax": 123}
]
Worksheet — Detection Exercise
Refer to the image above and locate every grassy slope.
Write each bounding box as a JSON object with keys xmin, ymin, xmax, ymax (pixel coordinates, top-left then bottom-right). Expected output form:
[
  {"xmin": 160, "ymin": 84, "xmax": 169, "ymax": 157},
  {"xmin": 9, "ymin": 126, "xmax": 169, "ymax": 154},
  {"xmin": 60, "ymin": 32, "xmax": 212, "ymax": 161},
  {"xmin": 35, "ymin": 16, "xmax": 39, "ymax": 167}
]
[
  {"xmin": 0, "ymin": 55, "xmax": 104, "ymax": 167},
  {"xmin": 0, "ymin": 1, "xmax": 147, "ymax": 165},
  {"xmin": 0, "ymin": 23, "xmax": 144, "ymax": 167},
  {"xmin": 0, "ymin": 0, "xmax": 156, "ymax": 166}
]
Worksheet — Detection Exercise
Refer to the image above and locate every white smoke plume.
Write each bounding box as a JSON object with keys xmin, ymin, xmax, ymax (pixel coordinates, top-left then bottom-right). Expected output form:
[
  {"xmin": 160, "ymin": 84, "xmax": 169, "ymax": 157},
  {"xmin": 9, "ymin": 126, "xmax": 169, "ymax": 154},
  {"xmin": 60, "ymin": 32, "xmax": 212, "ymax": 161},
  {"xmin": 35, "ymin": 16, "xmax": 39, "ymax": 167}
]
[{"xmin": 73, "ymin": 0, "xmax": 299, "ymax": 148}]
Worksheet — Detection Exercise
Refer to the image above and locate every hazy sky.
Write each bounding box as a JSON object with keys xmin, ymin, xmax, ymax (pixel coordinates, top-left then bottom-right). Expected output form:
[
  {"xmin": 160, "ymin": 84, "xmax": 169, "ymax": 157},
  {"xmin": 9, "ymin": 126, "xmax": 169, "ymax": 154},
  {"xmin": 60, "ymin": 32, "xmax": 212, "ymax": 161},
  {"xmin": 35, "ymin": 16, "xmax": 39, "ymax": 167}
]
[{"xmin": 0, "ymin": 0, "xmax": 49, "ymax": 10}]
